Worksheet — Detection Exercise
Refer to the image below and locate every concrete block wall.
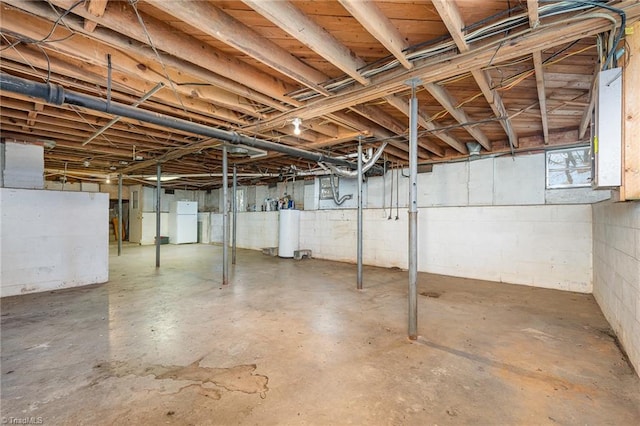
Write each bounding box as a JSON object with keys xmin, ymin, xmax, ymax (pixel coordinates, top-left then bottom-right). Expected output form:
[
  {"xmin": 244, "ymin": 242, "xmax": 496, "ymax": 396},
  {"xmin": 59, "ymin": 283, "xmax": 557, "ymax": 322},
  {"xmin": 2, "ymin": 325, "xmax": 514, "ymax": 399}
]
[
  {"xmin": 592, "ymin": 201, "xmax": 640, "ymax": 374},
  {"xmin": 0, "ymin": 188, "xmax": 109, "ymax": 297},
  {"xmin": 1, "ymin": 142, "xmax": 44, "ymax": 189},
  {"xmin": 297, "ymin": 205, "xmax": 593, "ymax": 292},
  {"xmin": 209, "ymin": 212, "xmax": 279, "ymax": 249}
]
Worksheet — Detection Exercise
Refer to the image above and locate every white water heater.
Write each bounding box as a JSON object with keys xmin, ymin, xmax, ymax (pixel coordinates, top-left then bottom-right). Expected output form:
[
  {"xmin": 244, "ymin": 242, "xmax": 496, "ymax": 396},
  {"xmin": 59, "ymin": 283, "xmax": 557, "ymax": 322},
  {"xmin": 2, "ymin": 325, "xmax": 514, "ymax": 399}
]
[{"xmin": 278, "ymin": 209, "xmax": 300, "ymax": 258}]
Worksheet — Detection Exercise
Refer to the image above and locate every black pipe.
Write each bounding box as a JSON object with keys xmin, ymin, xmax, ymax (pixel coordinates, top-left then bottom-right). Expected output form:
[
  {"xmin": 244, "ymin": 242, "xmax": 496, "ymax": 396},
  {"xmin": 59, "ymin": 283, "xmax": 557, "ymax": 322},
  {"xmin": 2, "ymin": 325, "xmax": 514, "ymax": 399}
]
[{"xmin": 0, "ymin": 73, "xmax": 358, "ymax": 169}]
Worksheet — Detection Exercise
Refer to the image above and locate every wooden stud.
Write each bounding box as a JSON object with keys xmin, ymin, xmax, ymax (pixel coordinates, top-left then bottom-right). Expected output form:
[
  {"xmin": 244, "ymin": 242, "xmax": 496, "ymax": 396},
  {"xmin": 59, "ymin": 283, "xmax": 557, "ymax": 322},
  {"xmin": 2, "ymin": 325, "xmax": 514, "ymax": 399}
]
[{"xmin": 621, "ymin": 21, "xmax": 640, "ymax": 200}]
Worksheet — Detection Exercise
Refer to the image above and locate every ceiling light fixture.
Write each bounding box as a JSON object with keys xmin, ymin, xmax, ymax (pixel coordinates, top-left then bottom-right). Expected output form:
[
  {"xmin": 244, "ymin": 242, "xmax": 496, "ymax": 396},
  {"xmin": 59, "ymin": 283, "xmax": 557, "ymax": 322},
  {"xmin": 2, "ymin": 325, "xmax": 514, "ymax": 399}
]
[
  {"xmin": 106, "ymin": 175, "xmax": 111, "ymax": 184},
  {"xmin": 292, "ymin": 117, "xmax": 302, "ymax": 136},
  {"xmin": 145, "ymin": 175, "xmax": 180, "ymax": 182}
]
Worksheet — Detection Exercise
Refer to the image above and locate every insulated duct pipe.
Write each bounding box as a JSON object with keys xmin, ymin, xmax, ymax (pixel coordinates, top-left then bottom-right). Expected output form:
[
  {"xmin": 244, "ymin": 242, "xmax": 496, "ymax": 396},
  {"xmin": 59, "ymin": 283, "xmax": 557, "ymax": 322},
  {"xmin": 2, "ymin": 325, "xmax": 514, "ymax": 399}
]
[
  {"xmin": 0, "ymin": 73, "xmax": 360, "ymax": 170},
  {"xmin": 321, "ymin": 142, "xmax": 388, "ymax": 178}
]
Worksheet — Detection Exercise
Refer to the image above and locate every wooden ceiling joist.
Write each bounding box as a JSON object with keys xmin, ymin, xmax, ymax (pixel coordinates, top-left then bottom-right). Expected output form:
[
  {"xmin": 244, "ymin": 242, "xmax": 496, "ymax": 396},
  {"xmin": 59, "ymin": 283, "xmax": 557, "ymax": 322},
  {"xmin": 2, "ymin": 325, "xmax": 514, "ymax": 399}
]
[
  {"xmin": 431, "ymin": 0, "xmax": 519, "ymax": 148},
  {"xmin": 83, "ymin": 0, "xmax": 108, "ymax": 32},
  {"xmin": 528, "ymin": 0, "xmax": 550, "ymax": 144},
  {"xmin": 337, "ymin": 0, "xmax": 412, "ymax": 70},
  {"xmin": 1, "ymin": 0, "xmax": 638, "ymax": 187}
]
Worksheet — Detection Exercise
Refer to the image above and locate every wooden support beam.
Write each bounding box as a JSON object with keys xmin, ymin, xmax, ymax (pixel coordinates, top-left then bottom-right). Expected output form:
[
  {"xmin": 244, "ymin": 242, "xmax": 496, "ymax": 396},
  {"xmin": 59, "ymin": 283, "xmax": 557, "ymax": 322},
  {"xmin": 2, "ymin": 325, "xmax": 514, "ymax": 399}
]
[
  {"xmin": 243, "ymin": 0, "xmax": 368, "ymax": 84},
  {"xmin": 239, "ymin": 0, "xmax": 423, "ymax": 150},
  {"xmin": 579, "ymin": 61, "xmax": 601, "ymax": 139},
  {"xmin": 246, "ymin": 2, "xmax": 640, "ymax": 136},
  {"xmin": 432, "ymin": 0, "xmax": 518, "ymax": 148},
  {"xmin": 1, "ymin": 44, "xmax": 250, "ymax": 127},
  {"xmin": 0, "ymin": 10, "xmax": 264, "ymax": 122},
  {"xmin": 528, "ymin": 1, "xmax": 549, "ymax": 144},
  {"xmin": 423, "ymin": 82, "xmax": 491, "ymax": 150},
  {"xmin": 384, "ymin": 96, "xmax": 466, "ymax": 154},
  {"xmin": 527, "ymin": 0, "xmax": 540, "ymax": 28},
  {"xmin": 83, "ymin": 0, "xmax": 108, "ymax": 32},
  {"xmin": 621, "ymin": 21, "xmax": 640, "ymax": 200},
  {"xmin": 147, "ymin": 0, "xmax": 329, "ymax": 95},
  {"xmin": 337, "ymin": 0, "xmax": 412, "ymax": 69},
  {"xmin": 40, "ymin": 0, "xmax": 299, "ymax": 106}
]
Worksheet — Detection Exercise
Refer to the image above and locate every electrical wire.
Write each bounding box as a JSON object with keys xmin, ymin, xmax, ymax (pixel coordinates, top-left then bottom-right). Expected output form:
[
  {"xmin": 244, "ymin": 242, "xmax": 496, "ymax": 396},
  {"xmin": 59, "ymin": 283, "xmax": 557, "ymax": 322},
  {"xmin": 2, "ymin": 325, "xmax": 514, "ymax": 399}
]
[
  {"xmin": 0, "ymin": 0, "xmax": 84, "ymax": 52},
  {"xmin": 127, "ymin": 0, "xmax": 191, "ymax": 120}
]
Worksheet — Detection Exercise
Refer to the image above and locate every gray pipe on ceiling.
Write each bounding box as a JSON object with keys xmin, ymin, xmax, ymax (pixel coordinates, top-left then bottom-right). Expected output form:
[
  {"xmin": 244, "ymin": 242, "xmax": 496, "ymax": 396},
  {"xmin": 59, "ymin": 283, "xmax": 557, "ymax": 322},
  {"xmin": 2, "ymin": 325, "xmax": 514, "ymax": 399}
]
[{"xmin": 0, "ymin": 73, "xmax": 365, "ymax": 170}]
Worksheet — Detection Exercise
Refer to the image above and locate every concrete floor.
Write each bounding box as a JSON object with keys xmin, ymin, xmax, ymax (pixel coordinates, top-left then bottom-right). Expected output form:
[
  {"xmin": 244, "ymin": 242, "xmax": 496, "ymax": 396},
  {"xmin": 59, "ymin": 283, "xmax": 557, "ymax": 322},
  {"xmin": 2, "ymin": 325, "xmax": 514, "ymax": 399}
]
[{"xmin": 1, "ymin": 243, "xmax": 639, "ymax": 425}]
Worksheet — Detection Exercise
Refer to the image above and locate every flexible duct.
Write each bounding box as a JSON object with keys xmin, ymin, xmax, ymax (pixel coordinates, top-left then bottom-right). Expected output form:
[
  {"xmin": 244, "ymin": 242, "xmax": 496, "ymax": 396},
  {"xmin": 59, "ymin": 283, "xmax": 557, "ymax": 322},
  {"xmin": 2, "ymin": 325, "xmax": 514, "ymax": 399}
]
[{"xmin": 320, "ymin": 142, "xmax": 388, "ymax": 178}]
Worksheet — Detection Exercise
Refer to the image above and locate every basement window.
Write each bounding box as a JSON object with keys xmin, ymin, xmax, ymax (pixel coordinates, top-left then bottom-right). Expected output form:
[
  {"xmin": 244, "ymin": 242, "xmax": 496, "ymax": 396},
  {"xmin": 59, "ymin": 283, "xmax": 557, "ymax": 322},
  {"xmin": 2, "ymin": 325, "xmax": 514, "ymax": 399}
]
[{"xmin": 546, "ymin": 147, "xmax": 592, "ymax": 189}]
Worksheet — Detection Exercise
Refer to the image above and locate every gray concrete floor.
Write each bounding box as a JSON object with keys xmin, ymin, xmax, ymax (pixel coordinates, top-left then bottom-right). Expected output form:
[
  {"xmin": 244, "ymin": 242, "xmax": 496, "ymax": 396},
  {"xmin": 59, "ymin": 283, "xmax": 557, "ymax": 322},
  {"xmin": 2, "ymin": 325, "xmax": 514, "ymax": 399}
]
[{"xmin": 1, "ymin": 243, "xmax": 639, "ymax": 425}]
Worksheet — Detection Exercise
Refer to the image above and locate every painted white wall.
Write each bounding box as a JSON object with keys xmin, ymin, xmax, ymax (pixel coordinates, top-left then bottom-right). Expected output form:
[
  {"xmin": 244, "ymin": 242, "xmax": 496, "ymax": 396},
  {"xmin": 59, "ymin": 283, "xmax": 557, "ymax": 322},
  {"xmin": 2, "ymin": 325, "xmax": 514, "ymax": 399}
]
[
  {"xmin": 198, "ymin": 212, "xmax": 211, "ymax": 244},
  {"xmin": 208, "ymin": 211, "xmax": 279, "ymax": 248},
  {"xmin": 139, "ymin": 212, "xmax": 170, "ymax": 245},
  {"xmin": 0, "ymin": 188, "xmax": 109, "ymax": 297},
  {"xmin": 45, "ymin": 181, "xmax": 81, "ymax": 191},
  {"xmin": 1, "ymin": 142, "xmax": 44, "ymax": 189},
  {"xmin": 235, "ymin": 211, "xmax": 279, "ymax": 249},
  {"xmin": 592, "ymin": 201, "xmax": 640, "ymax": 375},
  {"xmin": 297, "ymin": 205, "xmax": 592, "ymax": 292}
]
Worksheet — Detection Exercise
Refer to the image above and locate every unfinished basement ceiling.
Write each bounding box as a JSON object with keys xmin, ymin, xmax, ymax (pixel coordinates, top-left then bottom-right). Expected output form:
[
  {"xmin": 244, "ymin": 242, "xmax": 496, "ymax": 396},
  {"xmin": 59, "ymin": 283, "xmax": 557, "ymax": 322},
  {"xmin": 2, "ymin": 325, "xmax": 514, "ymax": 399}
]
[{"xmin": 1, "ymin": 0, "xmax": 638, "ymax": 189}]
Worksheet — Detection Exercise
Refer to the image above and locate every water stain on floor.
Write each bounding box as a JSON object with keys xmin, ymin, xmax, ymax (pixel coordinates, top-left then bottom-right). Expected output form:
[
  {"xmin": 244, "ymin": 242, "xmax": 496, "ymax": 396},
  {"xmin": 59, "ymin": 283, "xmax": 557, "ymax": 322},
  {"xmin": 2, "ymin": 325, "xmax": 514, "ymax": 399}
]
[{"xmin": 92, "ymin": 359, "xmax": 269, "ymax": 398}]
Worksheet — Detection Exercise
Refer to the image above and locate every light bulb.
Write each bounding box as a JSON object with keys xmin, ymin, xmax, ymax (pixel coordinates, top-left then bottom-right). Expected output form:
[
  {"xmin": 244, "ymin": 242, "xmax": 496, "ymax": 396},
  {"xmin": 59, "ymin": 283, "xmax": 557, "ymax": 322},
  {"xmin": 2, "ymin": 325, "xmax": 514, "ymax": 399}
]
[
  {"xmin": 292, "ymin": 117, "xmax": 302, "ymax": 135},
  {"xmin": 106, "ymin": 176, "xmax": 111, "ymax": 184}
]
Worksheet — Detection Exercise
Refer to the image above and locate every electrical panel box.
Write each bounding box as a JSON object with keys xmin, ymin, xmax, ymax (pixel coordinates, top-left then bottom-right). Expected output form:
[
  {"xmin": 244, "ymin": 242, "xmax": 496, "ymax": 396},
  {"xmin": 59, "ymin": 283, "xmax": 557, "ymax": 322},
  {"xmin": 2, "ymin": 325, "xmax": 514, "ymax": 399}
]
[{"xmin": 592, "ymin": 67, "xmax": 622, "ymax": 188}]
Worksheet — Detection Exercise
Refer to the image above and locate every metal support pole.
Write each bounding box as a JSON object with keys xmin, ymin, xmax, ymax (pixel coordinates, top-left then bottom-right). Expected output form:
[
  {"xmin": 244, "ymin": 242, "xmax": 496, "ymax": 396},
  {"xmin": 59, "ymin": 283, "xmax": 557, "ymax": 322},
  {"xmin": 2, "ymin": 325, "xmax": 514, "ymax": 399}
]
[
  {"xmin": 117, "ymin": 173, "xmax": 123, "ymax": 256},
  {"xmin": 222, "ymin": 146, "xmax": 229, "ymax": 285},
  {"xmin": 232, "ymin": 165, "xmax": 238, "ymax": 265},
  {"xmin": 357, "ymin": 138, "xmax": 363, "ymax": 290},
  {"xmin": 155, "ymin": 162, "xmax": 161, "ymax": 268},
  {"xmin": 407, "ymin": 80, "xmax": 419, "ymax": 340}
]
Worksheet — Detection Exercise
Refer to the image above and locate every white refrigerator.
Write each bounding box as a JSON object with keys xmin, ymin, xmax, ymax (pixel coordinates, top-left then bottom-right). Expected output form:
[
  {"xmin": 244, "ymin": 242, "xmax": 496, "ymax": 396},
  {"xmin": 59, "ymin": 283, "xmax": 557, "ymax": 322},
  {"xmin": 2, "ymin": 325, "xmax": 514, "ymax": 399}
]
[{"xmin": 169, "ymin": 201, "xmax": 198, "ymax": 244}]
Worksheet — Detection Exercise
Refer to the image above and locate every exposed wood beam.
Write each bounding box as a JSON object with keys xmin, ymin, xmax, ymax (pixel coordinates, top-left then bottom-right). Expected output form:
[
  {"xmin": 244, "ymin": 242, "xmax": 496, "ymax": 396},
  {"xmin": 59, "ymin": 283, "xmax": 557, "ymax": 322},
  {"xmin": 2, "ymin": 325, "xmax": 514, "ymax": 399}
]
[
  {"xmin": 527, "ymin": 0, "xmax": 540, "ymax": 27},
  {"xmin": 245, "ymin": 2, "xmax": 639, "ymax": 136},
  {"xmin": 42, "ymin": 0, "xmax": 299, "ymax": 106},
  {"xmin": 579, "ymin": 61, "xmax": 600, "ymax": 139},
  {"xmin": 14, "ymin": 0, "xmax": 347, "ymax": 140},
  {"xmin": 83, "ymin": 0, "xmax": 108, "ymax": 32},
  {"xmin": 327, "ymin": 112, "xmax": 433, "ymax": 159},
  {"xmin": 1, "ymin": 43, "xmax": 250, "ymax": 127},
  {"xmin": 241, "ymin": 0, "xmax": 461, "ymax": 153},
  {"xmin": 0, "ymin": 11, "xmax": 264, "ymax": 122},
  {"xmin": 528, "ymin": 0, "xmax": 549, "ymax": 144},
  {"xmin": 146, "ymin": 0, "xmax": 330, "ymax": 95},
  {"xmin": 621, "ymin": 20, "xmax": 640, "ymax": 200},
  {"xmin": 348, "ymin": 104, "xmax": 407, "ymax": 135},
  {"xmin": 337, "ymin": 0, "xmax": 412, "ymax": 69},
  {"xmin": 432, "ymin": 0, "xmax": 518, "ymax": 148},
  {"xmin": 384, "ymin": 96, "xmax": 466, "ymax": 154},
  {"xmin": 9, "ymin": 0, "xmax": 289, "ymax": 112},
  {"xmin": 532, "ymin": 51, "xmax": 550, "ymax": 144},
  {"xmin": 243, "ymin": 0, "xmax": 368, "ymax": 85},
  {"xmin": 423, "ymin": 83, "xmax": 491, "ymax": 150}
]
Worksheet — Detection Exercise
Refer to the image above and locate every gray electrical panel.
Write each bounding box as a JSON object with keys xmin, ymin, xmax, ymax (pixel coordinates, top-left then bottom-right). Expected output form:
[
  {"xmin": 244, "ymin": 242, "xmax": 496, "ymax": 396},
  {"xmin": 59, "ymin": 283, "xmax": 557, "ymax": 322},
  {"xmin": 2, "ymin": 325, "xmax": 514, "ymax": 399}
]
[{"xmin": 592, "ymin": 67, "xmax": 622, "ymax": 188}]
